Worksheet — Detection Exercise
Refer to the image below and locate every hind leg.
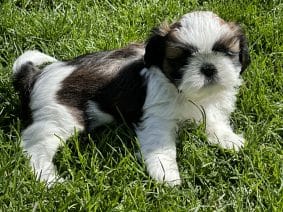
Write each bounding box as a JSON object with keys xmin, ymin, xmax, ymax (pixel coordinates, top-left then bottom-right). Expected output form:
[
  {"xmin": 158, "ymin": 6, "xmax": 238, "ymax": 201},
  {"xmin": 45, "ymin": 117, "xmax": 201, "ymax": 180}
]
[{"xmin": 21, "ymin": 110, "xmax": 84, "ymax": 186}]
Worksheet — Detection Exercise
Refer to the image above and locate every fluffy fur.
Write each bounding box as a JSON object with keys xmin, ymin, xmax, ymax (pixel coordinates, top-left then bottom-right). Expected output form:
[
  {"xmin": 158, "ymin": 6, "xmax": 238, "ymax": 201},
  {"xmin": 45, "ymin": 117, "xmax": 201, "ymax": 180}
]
[{"xmin": 13, "ymin": 11, "xmax": 250, "ymax": 186}]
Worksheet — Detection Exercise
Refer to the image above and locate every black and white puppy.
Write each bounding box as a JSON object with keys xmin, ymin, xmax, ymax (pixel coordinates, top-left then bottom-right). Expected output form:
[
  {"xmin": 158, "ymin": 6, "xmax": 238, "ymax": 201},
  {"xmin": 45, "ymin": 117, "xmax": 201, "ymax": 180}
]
[{"xmin": 13, "ymin": 11, "xmax": 250, "ymax": 186}]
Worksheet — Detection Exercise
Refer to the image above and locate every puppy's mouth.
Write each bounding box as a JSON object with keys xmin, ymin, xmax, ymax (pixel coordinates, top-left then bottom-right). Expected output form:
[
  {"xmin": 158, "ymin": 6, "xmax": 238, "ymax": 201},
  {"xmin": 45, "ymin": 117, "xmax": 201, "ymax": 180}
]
[
  {"xmin": 203, "ymin": 74, "xmax": 219, "ymax": 86},
  {"xmin": 178, "ymin": 76, "xmax": 223, "ymax": 99}
]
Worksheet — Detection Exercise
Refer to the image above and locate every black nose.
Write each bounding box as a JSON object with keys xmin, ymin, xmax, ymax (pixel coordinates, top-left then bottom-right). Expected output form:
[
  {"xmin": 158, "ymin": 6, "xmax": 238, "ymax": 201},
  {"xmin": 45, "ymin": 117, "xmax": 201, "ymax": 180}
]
[{"xmin": 200, "ymin": 63, "xmax": 217, "ymax": 77}]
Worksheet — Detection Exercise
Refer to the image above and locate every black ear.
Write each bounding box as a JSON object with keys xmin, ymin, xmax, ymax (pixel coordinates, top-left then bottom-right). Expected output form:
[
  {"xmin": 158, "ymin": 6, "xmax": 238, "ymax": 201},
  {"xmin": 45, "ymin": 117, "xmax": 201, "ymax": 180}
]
[
  {"xmin": 239, "ymin": 34, "xmax": 251, "ymax": 74},
  {"xmin": 144, "ymin": 26, "xmax": 170, "ymax": 68}
]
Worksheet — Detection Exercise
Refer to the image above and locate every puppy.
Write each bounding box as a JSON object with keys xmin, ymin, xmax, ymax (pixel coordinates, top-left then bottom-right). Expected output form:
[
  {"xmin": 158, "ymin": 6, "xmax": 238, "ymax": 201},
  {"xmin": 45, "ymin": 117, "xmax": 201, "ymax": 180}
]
[{"xmin": 13, "ymin": 11, "xmax": 250, "ymax": 186}]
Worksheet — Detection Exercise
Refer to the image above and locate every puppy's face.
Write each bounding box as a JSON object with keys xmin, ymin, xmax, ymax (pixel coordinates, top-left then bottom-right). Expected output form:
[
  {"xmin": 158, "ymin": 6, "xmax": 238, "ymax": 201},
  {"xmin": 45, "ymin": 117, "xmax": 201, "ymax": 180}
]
[{"xmin": 144, "ymin": 11, "xmax": 250, "ymax": 99}]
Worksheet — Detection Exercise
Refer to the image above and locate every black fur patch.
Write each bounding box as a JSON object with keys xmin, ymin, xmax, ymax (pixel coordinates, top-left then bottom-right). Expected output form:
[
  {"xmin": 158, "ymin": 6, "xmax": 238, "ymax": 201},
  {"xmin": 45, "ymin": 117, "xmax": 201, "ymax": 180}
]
[
  {"xmin": 239, "ymin": 34, "xmax": 250, "ymax": 74},
  {"xmin": 92, "ymin": 59, "xmax": 146, "ymax": 125},
  {"xmin": 57, "ymin": 45, "xmax": 147, "ymax": 128},
  {"xmin": 13, "ymin": 62, "xmax": 42, "ymax": 126},
  {"xmin": 144, "ymin": 31, "xmax": 167, "ymax": 69}
]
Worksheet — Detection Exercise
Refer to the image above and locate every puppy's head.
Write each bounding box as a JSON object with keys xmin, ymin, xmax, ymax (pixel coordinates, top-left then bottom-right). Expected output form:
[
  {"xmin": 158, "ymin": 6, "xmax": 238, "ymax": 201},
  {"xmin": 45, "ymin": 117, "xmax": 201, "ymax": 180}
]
[{"xmin": 144, "ymin": 11, "xmax": 250, "ymax": 99}]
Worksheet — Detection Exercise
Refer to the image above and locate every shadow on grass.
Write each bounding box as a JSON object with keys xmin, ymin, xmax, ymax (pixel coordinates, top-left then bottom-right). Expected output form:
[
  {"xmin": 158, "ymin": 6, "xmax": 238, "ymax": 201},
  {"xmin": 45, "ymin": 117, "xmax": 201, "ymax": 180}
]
[{"xmin": 54, "ymin": 123, "xmax": 141, "ymax": 180}]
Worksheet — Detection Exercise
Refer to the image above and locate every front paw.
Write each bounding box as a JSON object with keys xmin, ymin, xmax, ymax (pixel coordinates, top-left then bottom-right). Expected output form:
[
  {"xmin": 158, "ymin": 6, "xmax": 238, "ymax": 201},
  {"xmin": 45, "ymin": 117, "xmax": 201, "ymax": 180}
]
[
  {"xmin": 145, "ymin": 155, "xmax": 181, "ymax": 186},
  {"xmin": 32, "ymin": 161, "xmax": 64, "ymax": 187},
  {"xmin": 208, "ymin": 132, "xmax": 245, "ymax": 151}
]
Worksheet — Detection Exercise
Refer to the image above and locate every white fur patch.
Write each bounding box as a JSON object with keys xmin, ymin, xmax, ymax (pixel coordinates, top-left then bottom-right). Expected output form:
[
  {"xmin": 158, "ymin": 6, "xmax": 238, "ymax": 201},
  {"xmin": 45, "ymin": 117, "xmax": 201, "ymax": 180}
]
[
  {"xmin": 177, "ymin": 11, "xmax": 232, "ymax": 52},
  {"xmin": 13, "ymin": 50, "xmax": 57, "ymax": 74},
  {"xmin": 136, "ymin": 67, "xmax": 181, "ymax": 185},
  {"xmin": 86, "ymin": 101, "xmax": 114, "ymax": 129}
]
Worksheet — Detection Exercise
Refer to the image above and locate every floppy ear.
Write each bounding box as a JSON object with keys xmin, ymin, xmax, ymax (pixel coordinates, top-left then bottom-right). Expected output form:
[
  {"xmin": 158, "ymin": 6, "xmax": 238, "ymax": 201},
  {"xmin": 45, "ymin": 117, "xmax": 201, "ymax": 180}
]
[
  {"xmin": 239, "ymin": 33, "xmax": 251, "ymax": 74},
  {"xmin": 144, "ymin": 25, "xmax": 170, "ymax": 68}
]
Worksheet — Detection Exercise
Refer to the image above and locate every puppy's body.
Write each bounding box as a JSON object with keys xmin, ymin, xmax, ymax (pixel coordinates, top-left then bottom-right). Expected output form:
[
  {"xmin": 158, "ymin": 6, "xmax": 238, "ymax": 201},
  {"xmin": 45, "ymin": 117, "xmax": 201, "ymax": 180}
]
[
  {"xmin": 60, "ymin": 44, "xmax": 146, "ymax": 128},
  {"xmin": 13, "ymin": 11, "xmax": 250, "ymax": 186}
]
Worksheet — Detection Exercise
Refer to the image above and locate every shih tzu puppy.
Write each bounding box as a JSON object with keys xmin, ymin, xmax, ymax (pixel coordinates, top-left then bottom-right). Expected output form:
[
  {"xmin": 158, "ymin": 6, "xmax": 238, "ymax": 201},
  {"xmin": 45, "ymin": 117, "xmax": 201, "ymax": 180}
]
[{"xmin": 13, "ymin": 11, "xmax": 250, "ymax": 186}]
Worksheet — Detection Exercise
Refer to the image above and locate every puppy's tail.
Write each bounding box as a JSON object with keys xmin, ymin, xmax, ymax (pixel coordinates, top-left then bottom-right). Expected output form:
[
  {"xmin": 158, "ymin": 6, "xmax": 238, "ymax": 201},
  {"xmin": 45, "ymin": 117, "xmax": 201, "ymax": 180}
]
[
  {"xmin": 12, "ymin": 50, "xmax": 57, "ymax": 94},
  {"xmin": 13, "ymin": 50, "xmax": 58, "ymax": 124}
]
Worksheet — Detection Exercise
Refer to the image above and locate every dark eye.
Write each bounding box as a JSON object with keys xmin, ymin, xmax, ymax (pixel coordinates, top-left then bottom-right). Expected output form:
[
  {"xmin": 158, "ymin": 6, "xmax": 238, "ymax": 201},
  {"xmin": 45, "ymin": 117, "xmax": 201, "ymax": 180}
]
[
  {"xmin": 213, "ymin": 48, "xmax": 239, "ymax": 57},
  {"xmin": 212, "ymin": 43, "xmax": 239, "ymax": 57},
  {"xmin": 226, "ymin": 51, "xmax": 239, "ymax": 57}
]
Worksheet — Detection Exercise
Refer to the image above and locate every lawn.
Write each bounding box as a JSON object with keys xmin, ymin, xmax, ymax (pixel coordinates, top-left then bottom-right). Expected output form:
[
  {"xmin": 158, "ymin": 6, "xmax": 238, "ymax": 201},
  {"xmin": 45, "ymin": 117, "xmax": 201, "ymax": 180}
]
[{"xmin": 0, "ymin": 0, "xmax": 282, "ymax": 211}]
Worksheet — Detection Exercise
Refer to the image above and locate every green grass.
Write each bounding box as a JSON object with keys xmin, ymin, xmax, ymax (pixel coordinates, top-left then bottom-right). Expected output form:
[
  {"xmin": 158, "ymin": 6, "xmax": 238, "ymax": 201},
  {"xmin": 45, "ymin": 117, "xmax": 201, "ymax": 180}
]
[{"xmin": 0, "ymin": 0, "xmax": 282, "ymax": 211}]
